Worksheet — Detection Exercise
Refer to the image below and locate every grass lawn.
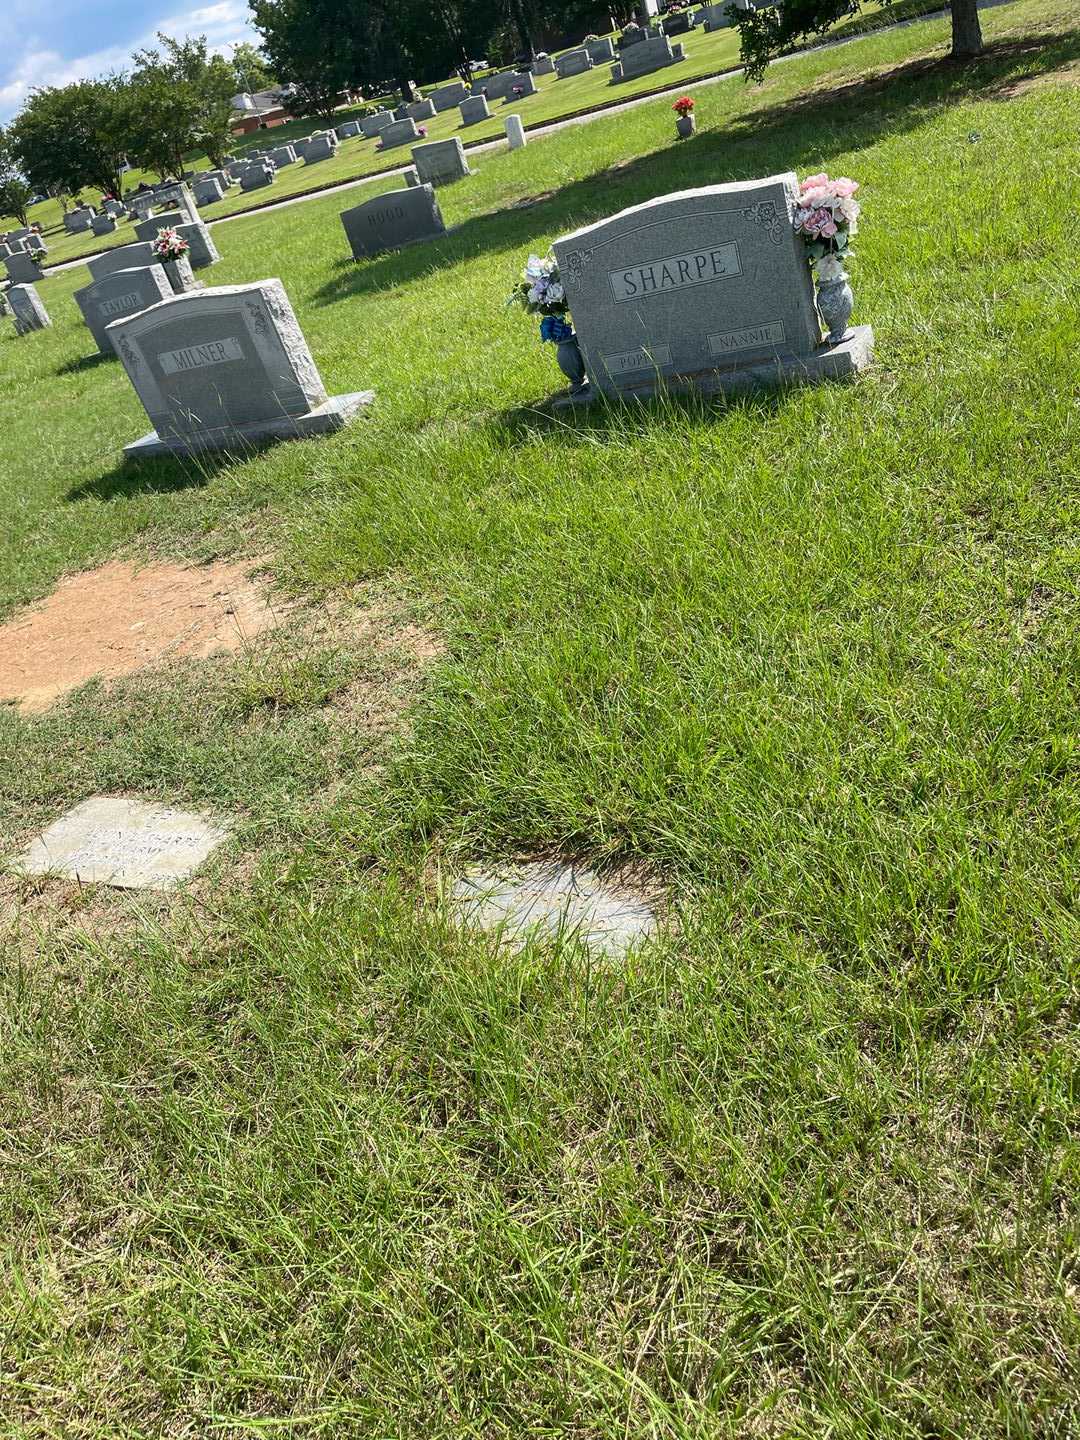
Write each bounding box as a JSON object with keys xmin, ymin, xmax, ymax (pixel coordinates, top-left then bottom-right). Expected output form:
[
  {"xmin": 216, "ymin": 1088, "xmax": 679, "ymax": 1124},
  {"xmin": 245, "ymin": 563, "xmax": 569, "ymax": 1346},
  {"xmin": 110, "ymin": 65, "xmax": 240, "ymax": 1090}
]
[
  {"xmin": 2, "ymin": 0, "xmax": 1079, "ymax": 1433},
  {"xmin": 12, "ymin": 0, "xmax": 933, "ymax": 268}
]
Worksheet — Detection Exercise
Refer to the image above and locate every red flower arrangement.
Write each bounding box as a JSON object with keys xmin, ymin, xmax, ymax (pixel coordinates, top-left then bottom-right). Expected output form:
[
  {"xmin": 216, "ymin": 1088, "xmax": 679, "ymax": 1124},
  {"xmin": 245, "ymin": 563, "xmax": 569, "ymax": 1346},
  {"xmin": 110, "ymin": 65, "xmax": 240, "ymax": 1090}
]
[{"xmin": 672, "ymin": 95, "xmax": 695, "ymax": 116}]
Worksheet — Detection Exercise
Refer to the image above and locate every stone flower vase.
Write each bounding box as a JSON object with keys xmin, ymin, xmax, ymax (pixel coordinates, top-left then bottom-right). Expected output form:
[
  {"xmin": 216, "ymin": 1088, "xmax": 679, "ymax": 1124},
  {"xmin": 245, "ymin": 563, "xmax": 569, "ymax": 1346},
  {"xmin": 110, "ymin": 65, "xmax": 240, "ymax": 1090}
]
[
  {"xmin": 816, "ymin": 269, "xmax": 854, "ymax": 345},
  {"xmin": 675, "ymin": 114, "xmax": 696, "ymax": 139},
  {"xmin": 162, "ymin": 254, "xmax": 197, "ymax": 294},
  {"xmin": 556, "ymin": 333, "xmax": 589, "ymax": 396}
]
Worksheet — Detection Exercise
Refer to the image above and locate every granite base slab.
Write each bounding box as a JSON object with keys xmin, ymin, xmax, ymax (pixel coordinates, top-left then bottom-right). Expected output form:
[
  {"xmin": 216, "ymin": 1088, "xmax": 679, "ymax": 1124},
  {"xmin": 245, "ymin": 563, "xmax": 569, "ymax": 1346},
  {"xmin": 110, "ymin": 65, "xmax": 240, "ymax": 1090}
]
[
  {"xmin": 124, "ymin": 391, "xmax": 375, "ymax": 458},
  {"xmin": 553, "ymin": 326, "xmax": 873, "ymax": 408}
]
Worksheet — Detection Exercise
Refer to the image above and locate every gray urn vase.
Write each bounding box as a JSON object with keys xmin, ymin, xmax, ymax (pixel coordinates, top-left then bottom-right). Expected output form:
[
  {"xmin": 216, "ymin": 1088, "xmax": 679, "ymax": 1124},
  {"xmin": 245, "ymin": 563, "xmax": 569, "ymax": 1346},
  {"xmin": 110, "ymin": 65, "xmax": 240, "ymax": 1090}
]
[
  {"xmin": 162, "ymin": 254, "xmax": 197, "ymax": 294},
  {"xmin": 816, "ymin": 270, "xmax": 854, "ymax": 345},
  {"xmin": 675, "ymin": 114, "xmax": 696, "ymax": 138},
  {"xmin": 556, "ymin": 333, "xmax": 589, "ymax": 395}
]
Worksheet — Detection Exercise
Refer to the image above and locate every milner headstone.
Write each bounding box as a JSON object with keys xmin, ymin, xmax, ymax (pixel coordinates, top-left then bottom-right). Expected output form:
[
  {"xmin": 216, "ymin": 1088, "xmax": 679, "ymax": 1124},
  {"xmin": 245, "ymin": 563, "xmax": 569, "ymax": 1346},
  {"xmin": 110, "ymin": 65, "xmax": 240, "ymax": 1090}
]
[
  {"xmin": 550, "ymin": 174, "xmax": 873, "ymax": 402},
  {"xmin": 378, "ymin": 117, "xmax": 421, "ymax": 150},
  {"xmin": 459, "ymin": 95, "xmax": 490, "ymax": 126},
  {"xmin": 73, "ymin": 264, "xmax": 174, "ymax": 354},
  {"xmin": 109, "ymin": 279, "xmax": 374, "ymax": 457},
  {"xmin": 411, "ymin": 137, "xmax": 471, "ymax": 186},
  {"xmin": 9, "ymin": 284, "xmax": 51, "ymax": 334},
  {"xmin": 340, "ymin": 185, "xmax": 446, "ymax": 259}
]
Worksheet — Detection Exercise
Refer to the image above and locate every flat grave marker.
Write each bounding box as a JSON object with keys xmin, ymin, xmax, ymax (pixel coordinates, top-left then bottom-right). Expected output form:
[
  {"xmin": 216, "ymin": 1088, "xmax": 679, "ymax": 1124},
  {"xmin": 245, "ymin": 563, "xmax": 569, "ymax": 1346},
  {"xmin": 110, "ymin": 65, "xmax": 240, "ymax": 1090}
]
[{"xmin": 12, "ymin": 796, "xmax": 230, "ymax": 891}]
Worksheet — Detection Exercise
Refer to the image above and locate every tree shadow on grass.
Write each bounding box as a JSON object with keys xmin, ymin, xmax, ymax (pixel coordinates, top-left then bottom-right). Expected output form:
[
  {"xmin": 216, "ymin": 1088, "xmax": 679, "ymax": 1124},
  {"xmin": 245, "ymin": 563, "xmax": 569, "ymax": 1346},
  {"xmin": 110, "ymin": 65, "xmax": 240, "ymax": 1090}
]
[{"xmin": 310, "ymin": 30, "xmax": 1080, "ymax": 310}]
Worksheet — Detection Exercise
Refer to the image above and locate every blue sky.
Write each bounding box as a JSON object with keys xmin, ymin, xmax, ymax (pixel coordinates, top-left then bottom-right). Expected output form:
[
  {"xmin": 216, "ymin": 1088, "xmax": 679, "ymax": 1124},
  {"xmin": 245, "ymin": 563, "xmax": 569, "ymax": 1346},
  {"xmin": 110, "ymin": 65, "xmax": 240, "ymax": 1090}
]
[{"xmin": 0, "ymin": 0, "xmax": 261, "ymax": 121}]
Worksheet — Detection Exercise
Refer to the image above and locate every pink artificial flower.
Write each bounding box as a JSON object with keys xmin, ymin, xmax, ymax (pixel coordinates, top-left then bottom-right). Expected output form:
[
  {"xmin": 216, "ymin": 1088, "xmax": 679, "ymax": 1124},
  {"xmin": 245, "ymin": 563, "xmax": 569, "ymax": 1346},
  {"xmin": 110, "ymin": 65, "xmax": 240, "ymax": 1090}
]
[
  {"xmin": 819, "ymin": 217, "xmax": 838, "ymax": 238},
  {"xmin": 800, "ymin": 172, "xmax": 829, "ymax": 191},
  {"xmin": 832, "ymin": 177, "xmax": 859, "ymax": 197}
]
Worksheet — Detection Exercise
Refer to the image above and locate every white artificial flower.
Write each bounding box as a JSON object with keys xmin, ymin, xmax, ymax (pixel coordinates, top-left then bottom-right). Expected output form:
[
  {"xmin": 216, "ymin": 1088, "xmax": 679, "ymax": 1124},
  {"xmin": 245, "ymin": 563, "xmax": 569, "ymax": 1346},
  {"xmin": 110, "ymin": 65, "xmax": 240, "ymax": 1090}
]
[
  {"xmin": 547, "ymin": 282, "xmax": 564, "ymax": 303},
  {"xmin": 817, "ymin": 254, "xmax": 844, "ymax": 282},
  {"xmin": 524, "ymin": 255, "xmax": 546, "ymax": 280},
  {"xmin": 527, "ymin": 284, "xmax": 544, "ymax": 304}
]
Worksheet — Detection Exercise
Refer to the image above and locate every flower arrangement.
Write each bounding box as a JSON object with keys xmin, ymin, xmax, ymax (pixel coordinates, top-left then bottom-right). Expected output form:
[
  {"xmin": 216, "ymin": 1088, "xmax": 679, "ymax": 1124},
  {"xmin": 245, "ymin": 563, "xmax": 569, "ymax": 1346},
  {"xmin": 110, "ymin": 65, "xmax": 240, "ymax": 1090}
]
[
  {"xmin": 417, "ymin": 124, "xmax": 428, "ymax": 137},
  {"xmin": 508, "ymin": 253, "xmax": 573, "ymax": 341},
  {"xmin": 673, "ymin": 95, "xmax": 695, "ymax": 116},
  {"xmin": 513, "ymin": 84, "xmax": 524, "ymax": 96},
  {"xmin": 792, "ymin": 172, "xmax": 860, "ymax": 282},
  {"xmin": 151, "ymin": 227, "xmax": 190, "ymax": 263}
]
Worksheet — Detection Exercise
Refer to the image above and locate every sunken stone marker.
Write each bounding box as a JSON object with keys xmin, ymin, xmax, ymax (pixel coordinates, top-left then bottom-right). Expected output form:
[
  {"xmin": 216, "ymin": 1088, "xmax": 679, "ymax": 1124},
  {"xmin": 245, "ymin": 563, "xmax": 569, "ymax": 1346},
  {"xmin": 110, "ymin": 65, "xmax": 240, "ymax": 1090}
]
[
  {"xmin": 108, "ymin": 279, "xmax": 374, "ymax": 457},
  {"xmin": 550, "ymin": 174, "xmax": 873, "ymax": 402},
  {"xmin": 411, "ymin": 137, "xmax": 471, "ymax": 186},
  {"xmin": 459, "ymin": 95, "xmax": 490, "ymax": 126},
  {"xmin": 9, "ymin": 284, "xmax": 50, "ymax": 334},
  {"xmin": 378, "ymin": 117, "xmax": 421, "ymax": 150},
  {"xmin": 340, "ymin": 185, "xmax": 446, "ymax": 259},
  {"xmin": 74, "ymin": 264, "xmax": 173, "ymax": 355},
  {"xmin": 12, "ymin": 796, "xmax": 229, "ymax": 891}
]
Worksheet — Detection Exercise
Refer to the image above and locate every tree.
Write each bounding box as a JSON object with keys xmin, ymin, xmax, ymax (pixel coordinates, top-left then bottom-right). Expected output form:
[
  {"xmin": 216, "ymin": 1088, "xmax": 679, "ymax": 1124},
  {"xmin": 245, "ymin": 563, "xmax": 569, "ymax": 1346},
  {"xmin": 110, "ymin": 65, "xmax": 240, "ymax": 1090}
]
[
  {"xmin": 132, "ymin": 34, "xmax": 239, "ymax": 170},
  {"xmin": 0, "ymin": 127, "xmax": 34, "ymax": 225},
  {"xmin": 251, "ymin": 0, "xmax": 357, "ymax": 121},
  {"xmin": 10, "ymin": 78, "xmax": 132, "ymax": 200},
  {"xmin": 126, "ymin": 44, "xmax": 204, "ymax": 179},
  {"xmin": 228, "ymin": 42, "xmax": 277, "ymax": 94},
  {"xmin": 734, "ymin": 0, "xmax": 982, "ymax": 81}
]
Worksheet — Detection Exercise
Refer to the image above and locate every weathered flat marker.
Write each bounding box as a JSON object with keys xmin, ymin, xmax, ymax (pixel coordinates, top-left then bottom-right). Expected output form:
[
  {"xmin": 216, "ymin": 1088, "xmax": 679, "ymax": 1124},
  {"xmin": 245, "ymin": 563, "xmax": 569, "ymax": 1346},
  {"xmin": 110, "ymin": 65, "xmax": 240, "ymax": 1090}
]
[
  {"xmin": 451, "ymin": 859, "xmax": 658, "ymax": 956},
  {"xmin": 12, "ymin": 796, "xmax": 230, "ymax": 891}
]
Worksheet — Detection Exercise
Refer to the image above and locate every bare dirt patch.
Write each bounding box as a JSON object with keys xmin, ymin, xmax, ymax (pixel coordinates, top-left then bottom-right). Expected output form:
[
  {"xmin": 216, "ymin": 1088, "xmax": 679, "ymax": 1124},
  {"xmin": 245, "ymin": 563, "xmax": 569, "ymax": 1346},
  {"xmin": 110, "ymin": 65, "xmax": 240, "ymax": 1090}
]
[{"xmin": 0, "ymin": 559, "xmax": 282, "ymax": 714}]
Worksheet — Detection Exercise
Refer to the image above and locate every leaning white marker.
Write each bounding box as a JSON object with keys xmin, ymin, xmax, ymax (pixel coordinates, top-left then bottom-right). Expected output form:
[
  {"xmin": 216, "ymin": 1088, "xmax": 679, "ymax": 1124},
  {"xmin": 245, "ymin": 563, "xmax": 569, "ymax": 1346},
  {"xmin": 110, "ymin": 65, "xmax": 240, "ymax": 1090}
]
[{"xmin": 107, "ymin": 279, "xmax": 373, "ymax": 458}]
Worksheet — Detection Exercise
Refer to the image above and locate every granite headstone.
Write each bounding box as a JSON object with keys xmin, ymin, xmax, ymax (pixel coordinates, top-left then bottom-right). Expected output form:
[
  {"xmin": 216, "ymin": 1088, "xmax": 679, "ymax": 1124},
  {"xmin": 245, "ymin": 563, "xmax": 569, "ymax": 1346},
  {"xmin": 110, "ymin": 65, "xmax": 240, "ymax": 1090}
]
[{"xmin": 340, "ymin": 184, "xmax": 447, "ymax": 259}]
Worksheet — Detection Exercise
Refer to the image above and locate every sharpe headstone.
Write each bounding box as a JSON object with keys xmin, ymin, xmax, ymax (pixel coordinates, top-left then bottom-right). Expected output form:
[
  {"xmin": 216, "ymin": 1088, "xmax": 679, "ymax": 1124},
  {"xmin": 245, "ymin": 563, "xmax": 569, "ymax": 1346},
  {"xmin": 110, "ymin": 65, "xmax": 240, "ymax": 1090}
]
[
  {"xmin": 64, "ymin": 206, "xmax": 96, "ymax": 233},
  {"xmin": 9, "ymin": 284, "xmax": 51, "ymax": 333},
  {"xmin": 109, "ymin": 279, "xmax": 374, "ymax": 457},
  {"xmin": 11, "ymin": 796, "xmax": 230, "ymax": 891},
  {"xmin": 172, "ymin": 222, "xmax": 220, "ymax": 269},
  {"xmin": 701, "ymin": 0, "xmax": 735, "ymax": 28},
  {"xmin": 506, "ymin": 71, "xmax": 537, "ymax": 100},
  {"xmin": 340, "ymin": 184, "xmax": 446, "ymax": 259},
  {"xmin": 661, "ymin": 8, "xmax": 694, "ymax": 33},
  {"xmin": 73, "ymin": 264, "xmax": 174, "ymax": 355},
  {"xmin": 411, "ymin": 137, "xmax": 471, "ymax": 186},
  {"xmin": 403, "ymin": 166, "xmax": 421, "ymax": 187},
  {"xmin": 150, "ymin": 182, "xmax": 199, "ymax": 223},
  {"xmin": 550, "ymin": 174, "xmax": 872, "ymax": 402},
  {"xmin": 459, "ymin": 95, "xmax": 490, "ymax": 126}
]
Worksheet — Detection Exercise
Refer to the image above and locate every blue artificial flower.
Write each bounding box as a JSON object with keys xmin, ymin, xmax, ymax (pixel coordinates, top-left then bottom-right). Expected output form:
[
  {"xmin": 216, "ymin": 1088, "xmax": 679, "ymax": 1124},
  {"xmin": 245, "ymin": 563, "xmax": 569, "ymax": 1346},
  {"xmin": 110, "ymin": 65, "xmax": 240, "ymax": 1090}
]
[{"xmin": 539, "ymin": 314, "xmax": 573, "ymax": 344}]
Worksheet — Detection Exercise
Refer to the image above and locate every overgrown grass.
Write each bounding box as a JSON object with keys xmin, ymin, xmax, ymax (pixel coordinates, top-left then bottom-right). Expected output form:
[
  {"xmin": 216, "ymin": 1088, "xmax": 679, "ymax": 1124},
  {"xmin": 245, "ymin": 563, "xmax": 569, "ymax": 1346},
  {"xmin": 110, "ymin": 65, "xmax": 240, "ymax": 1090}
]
[{"xmin": 1, "ymin": 0, "xmax": 1079, "ymax": 1433}]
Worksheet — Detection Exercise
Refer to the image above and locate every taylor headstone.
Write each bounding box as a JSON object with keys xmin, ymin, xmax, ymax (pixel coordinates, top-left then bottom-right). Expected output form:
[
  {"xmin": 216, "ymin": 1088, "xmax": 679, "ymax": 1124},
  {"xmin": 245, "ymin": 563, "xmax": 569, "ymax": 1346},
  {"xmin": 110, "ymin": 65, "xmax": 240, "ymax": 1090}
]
[
  {"xmin": 12, "ymin": 796, "xmax": 230, "ymax": 891},
  {"xmin": 109, "ymin": 279, "xmax": 374, "ymax": 457},
  {"xmin": 73, "ymin": 264, "xmax": 173, "ymax": 355},
  {"xmin": 411, "ymin": 137, "xmax": 471, "ymax": 186},
  {"xmin": 550, "ymin": 174, "xmax": 873, "ymax": 401},
  {"xmin": 340, "ymin": 184, "xmax": 446, "ymax": 259}
]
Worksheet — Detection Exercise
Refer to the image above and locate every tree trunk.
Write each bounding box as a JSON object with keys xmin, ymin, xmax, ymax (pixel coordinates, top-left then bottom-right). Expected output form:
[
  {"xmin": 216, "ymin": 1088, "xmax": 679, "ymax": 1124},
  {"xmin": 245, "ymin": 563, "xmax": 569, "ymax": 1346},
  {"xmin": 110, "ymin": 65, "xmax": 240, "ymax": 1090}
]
[
  {"xmin": 509, "ymin": 0, "xmax": 535, "ymax": 63},
  {"xmin": 950, "ymin": 0, "xmax": 983, "ymax": 58}
]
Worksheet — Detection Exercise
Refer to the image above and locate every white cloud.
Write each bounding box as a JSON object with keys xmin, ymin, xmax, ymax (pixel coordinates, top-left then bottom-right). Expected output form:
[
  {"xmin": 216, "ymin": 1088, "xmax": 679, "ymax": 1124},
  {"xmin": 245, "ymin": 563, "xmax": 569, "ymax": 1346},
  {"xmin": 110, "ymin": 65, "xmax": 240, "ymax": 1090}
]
[{"xmin": 0, "ymin": 0, "xmax": 260, "ymax": 121}]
